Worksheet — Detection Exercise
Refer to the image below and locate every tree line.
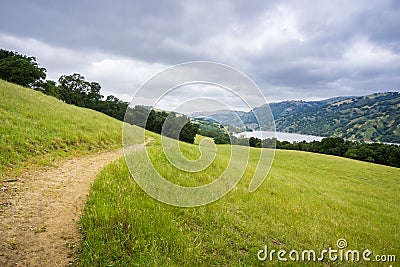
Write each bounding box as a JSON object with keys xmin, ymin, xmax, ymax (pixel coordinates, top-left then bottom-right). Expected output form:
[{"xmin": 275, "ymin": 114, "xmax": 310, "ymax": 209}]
[
  {"xmin": 2, "ymin": 48, "xmax": 398, "ymax": 151},
  {"xmin": 0, "ymin": 49, "xmax": 128, "ymax": 121},
  {"xmin": 0, "ymin": 49, "xmax": 46, "ymax": 87},
  {"xmin": 0, "ymin": 49, "xmax": 199, "ymax": 143},
  {"xmin": 231, "ymin": 135, "xmax": 400, "ymax": 168},
  {"xmin": 125, "ymin": 105, "xmax": 199, "ymax": 143}
]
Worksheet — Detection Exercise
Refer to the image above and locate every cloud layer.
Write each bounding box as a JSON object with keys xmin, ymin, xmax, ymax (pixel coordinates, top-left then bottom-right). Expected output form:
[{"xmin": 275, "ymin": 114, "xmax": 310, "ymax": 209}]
[{"xmin": 0, "ymin": 0, "xmax": 399, "ymax": 106}]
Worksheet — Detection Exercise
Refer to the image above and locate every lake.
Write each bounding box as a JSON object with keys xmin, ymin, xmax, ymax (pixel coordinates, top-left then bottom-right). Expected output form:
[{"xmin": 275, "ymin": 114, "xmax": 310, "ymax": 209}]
[{"xmin": 233, "ymin": 131, "xmax": 324, "ymax": 143}]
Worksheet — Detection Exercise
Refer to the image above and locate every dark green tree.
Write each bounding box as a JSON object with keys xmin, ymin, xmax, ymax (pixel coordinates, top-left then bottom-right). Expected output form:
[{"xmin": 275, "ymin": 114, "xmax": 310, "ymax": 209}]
[
  {"xmin": 214, "ymin": 133, "xmax": 230, "ymax": 144},
  {"xmin": 33, "ymin": 80, "xmax": 59, "ymax": 97},
  {"xmin": 387, "ymin": 146, "xmax": 400, "ymax": 167},
  {"xmin": 249, "ymin": 137, "xmax": 262, "ymax": 147},
  {"xmin": 0, "ymin": 49, "xmax": 16, "ymax": 59},
  {"xmin": 320, "ymin": 137, "xmax": 347, "ymax": 156},
  {"xmin": 344, "ymin": 145, "xmax": 375, "ymax": 162},
  {"xmin": 0, "ymin": 49, "xmax": 46, "ymax": 87},
  {"xmin": 100, "ymin": 95, "xmax": 128, "ymax": 121},
  {"xmin": 87, "ymin": 82, "xmax": 103, "ymax": 108},
  {"xmin": 179, "ymin": 121, "xmax": 199, "ymax": 143},
  {"xmin": 58, "ymin": 73, "xmax": 89, "ymax": 106},
  {"xmin": 125, "ymin": 105, "xmax": 149, "ymax": 127}
]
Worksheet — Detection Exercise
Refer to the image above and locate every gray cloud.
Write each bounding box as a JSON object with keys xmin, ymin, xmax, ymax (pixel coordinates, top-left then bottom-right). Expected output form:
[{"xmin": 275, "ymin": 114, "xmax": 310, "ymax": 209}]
[{"xmin": 0, "ymin": 0, "xmax": 399, "ymax": 105}]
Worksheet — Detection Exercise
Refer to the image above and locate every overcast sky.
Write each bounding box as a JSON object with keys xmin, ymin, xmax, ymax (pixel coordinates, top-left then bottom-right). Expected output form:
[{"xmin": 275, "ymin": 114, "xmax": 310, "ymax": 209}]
[{"xmin": 1, "ymin": 0, "xmax": 399, "ymax": 109}]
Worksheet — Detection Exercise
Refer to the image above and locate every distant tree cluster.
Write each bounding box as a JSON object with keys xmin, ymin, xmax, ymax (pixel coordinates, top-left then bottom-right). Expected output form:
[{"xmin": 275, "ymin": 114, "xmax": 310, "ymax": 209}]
[
  {"xmin": 57, "ymin": 73, "xmax": 128, "ymax": 121},
  {"xmin": 193, "ymin": 119, "xmax": 230, "ymax": 144},
  {"xmin": 0, "ymin": 48, "xmax": 199, "ymax": 144},
  {"xmin": 235, "ymin": 136, "xmax": 400, "ymax": 168},
  {"xmin": 0, "ymin": 49, "xmax": 128, "ymax": 121},
  {"xmin": 0, "ymin": 49, "xmax": 46, "ymax": 87},
  {"xmin": 125, "ymin": 106, "xmax": 199, "ymax": 143}
]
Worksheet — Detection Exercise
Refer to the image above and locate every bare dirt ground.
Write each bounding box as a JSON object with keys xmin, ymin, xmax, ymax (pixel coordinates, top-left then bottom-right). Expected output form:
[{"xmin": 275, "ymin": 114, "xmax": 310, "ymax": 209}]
[{"xmin": 0, "ymin": 145, "xmax": 144, "ymax": 266}]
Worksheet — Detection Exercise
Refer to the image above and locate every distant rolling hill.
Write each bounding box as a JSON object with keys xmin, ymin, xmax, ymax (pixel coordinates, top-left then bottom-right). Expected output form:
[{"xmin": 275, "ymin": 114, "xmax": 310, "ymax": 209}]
[{"xmin": 190, "ymin": 92, "xmax": 400, "ymax": 143}]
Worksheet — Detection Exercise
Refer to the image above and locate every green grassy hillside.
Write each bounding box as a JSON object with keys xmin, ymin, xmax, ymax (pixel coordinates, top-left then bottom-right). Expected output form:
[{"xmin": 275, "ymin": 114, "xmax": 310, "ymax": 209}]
[
  {"xmin": 0, "ymin": 79, "xmax": 123, "ymax": 175},
  {"xmin": 80, "ymin": 133, "xmax": 400, "ymax": 266}
]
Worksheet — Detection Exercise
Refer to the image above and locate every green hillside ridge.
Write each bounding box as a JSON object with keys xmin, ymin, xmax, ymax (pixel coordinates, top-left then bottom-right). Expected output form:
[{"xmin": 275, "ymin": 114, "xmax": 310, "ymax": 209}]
[
  {"xmin": 79, "ymin": 131, "xmax": 400, "ymax": 266},
  {"xmin": 275, "ymin": 92, "xmax": 400, "ymax": 143},
  {"xmin": 0, "ymin": 79, "xmax": 124, "ymax": 175},
  {"xmin": 191, "ymin": 92, "xmax": 400, "ymax": 143},
  {"xmin": 267, "ymin": 96, "xmax": 350, "ymax": 119},
  {"xmin": 190, "ymin": 97, "xmax": 351, "ymax": 128}
]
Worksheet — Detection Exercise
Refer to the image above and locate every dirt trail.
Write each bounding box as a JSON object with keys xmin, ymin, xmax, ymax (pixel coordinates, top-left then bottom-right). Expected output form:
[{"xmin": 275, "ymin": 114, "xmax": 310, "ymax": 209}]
[{"xmin": 0, "ymin": 145, "xmax": 144, "ymax": 266}]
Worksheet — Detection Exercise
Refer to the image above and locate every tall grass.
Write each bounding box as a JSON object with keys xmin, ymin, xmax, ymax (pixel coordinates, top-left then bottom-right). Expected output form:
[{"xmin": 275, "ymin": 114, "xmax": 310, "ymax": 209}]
[
  {"xmin": 0, "ymin": 79, "xmax": 127, "ymax": 175},
  {"xmin": 79, "ymin": 133, "xmax": 400, "ymax": 266}
]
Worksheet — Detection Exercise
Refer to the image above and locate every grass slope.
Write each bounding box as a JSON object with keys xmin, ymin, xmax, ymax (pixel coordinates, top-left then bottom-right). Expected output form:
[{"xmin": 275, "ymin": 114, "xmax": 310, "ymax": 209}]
[
  {"xmin": 79, "ymin": 133, "xmax": 400, "ymax": 266},
  {"xmin": 0, "ymin": 79, "xmax": 123, "ymax": 175}
]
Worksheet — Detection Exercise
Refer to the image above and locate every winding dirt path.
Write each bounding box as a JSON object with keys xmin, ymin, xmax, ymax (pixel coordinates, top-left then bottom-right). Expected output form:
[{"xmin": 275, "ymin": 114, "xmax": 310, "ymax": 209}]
[{"xmin": 0, "ymin": 145, "xmax": 143, "ymax": 266}]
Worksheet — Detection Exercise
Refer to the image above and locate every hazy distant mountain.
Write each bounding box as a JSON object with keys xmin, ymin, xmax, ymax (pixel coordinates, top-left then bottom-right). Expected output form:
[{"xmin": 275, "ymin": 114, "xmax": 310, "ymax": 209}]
[{"xmin": 190, "ymin": 92, "xmax": 400, "ymax": 143}]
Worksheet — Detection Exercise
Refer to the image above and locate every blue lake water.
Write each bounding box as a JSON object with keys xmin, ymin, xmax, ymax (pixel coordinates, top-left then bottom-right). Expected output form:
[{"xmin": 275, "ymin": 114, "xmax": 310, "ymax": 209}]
[{"xmin": 233, "ymin": 131, "xmax": 324, "ymax": 143}]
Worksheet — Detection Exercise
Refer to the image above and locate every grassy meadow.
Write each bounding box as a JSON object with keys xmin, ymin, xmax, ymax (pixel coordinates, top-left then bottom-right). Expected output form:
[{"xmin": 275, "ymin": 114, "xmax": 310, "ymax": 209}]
[
  {"xmin": 0, "ymin": 79, "xmax": 124, "ymax": 175},
  {"xmin": 1, "ymin": 79, "xmax": 398, "ymax": 265},
  {"xmin": 79, "ymin": 132, "xmax": 400, "ymax": 266}
]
